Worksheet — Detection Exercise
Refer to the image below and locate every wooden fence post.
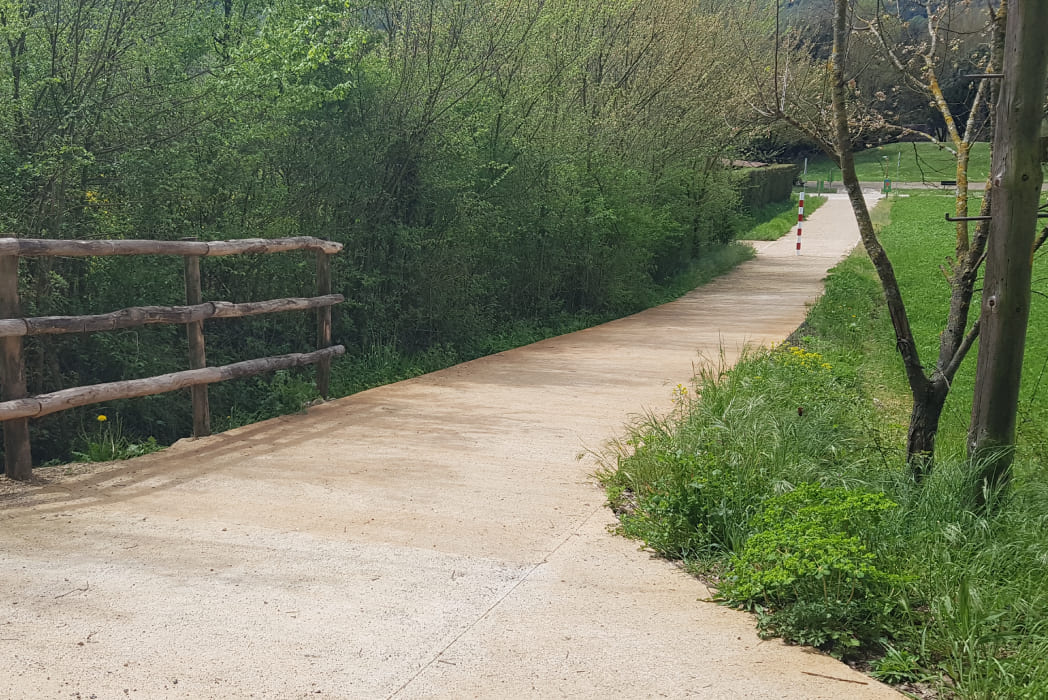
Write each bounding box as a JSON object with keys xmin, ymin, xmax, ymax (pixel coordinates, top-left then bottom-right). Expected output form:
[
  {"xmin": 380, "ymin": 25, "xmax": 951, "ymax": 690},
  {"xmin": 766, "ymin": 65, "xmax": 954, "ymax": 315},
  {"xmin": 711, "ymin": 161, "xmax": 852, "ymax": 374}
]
[
  {"xmin": 1, "ymin": 254, "xmax": 32, "ymax": 479},
  {"xmin": 184, "ymin": 255, "xmax": 211, "ymax": 437},
  {"xmin": 315, "ymin": 252, "xmax": 332, "ymax": 398}
]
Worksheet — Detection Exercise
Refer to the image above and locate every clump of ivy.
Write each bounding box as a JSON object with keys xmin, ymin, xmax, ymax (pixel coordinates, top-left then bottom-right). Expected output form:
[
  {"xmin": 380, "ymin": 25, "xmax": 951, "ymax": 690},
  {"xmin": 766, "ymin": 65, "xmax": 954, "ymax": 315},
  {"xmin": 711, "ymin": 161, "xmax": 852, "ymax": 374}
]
[{"xmin": 717, "ymin": 483, "xmax": 911, "ymax": 658}]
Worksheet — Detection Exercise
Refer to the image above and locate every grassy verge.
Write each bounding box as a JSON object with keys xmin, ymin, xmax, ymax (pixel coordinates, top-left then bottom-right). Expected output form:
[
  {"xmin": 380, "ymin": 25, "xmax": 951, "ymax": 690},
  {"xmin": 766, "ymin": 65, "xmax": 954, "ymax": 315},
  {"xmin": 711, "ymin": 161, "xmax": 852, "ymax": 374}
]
[
  {"xmin": 210, "ymin": 207, "xmax": 777, "ymax": 436},
  {"xmin": 600, "ymin": 192, "xmax": 1048, "ymax": 697},
  {"xmin": 332, "ymin": 243, "xmax": 757, "ymax": 392},
  {"xmin": 739, "ymin": 193, "xmax": 828, "ymax": 241}
]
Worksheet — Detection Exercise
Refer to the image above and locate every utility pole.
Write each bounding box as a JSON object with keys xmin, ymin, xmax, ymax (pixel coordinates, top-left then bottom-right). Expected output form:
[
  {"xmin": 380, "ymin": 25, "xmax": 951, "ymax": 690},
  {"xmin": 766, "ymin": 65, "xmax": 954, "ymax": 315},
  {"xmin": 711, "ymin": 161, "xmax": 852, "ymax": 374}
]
[{"xmin": 968, "ymin": 0, "xmax": 1048, "ymax": 504}]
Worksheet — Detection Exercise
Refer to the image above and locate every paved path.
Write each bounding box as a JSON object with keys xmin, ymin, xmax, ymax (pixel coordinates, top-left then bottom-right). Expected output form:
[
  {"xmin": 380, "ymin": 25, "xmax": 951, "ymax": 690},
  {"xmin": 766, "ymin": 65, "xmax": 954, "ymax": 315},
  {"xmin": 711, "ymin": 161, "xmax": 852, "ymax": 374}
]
[
  {"xmin": 0, "ymin": 194, "xmax": 901, "ymax": 699},
  {"xmin": 849, "ymin": 180, "xmax": 1048, "ymax": 191}
]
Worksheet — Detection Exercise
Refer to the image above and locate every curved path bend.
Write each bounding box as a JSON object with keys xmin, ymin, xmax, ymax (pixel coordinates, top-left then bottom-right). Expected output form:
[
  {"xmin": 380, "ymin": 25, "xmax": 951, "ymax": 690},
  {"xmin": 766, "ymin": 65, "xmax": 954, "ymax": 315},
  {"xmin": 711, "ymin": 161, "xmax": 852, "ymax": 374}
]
[{"xmin": 0, "ymin": 194, "xmax": 900, "ymax": 699}]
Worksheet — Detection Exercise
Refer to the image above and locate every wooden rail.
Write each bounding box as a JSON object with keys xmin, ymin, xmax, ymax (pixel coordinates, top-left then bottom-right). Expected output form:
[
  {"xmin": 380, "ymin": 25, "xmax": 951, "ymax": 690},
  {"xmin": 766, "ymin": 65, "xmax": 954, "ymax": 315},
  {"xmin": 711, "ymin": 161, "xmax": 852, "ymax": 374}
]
[
  {"xmin": 0, "ymin": 296, "xmax": 344, "ymax": 338},
  {"xmin": 0, "ymin": 348, "xmax": 345, "ymax": 421},
  {"xmin": 0, "ymin": 236, "xmax": 342, "ymax": 257},
  {"xmin": 0, "ymin": 237, "xmax": 344, "ymax": 481}
]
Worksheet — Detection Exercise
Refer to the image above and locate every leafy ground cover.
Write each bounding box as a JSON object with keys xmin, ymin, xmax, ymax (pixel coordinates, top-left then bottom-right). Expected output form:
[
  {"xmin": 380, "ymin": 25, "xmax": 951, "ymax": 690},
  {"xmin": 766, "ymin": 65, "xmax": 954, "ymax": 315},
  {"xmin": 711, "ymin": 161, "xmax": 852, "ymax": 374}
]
[
  {"xmin": 601, "ymin": 192, "xmax": 1048, "ymax": 697},
  {"xmin": 739, "ymin": 193, "xmax": 828, "ymax": 241},
  {"xmin": 804, "ymin": 142, "xmax": 993, "ymax": 184}
]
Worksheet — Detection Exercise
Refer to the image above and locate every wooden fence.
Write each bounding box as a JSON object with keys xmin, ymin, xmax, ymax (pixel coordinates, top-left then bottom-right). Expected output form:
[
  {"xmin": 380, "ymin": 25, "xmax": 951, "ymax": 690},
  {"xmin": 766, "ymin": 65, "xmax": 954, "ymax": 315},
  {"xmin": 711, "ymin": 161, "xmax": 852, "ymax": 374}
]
[{"xmin": 0, "ymin": 236, "xmax": 345, "ymax": 481}]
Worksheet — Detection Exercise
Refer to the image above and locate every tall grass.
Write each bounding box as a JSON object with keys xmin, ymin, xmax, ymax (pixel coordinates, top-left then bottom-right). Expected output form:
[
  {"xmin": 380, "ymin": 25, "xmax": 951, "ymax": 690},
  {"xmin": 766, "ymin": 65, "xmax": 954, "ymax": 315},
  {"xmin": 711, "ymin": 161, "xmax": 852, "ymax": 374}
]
[{"xmin": 601, "ymin": 193, "xmax": 1048, "ymax": 696}]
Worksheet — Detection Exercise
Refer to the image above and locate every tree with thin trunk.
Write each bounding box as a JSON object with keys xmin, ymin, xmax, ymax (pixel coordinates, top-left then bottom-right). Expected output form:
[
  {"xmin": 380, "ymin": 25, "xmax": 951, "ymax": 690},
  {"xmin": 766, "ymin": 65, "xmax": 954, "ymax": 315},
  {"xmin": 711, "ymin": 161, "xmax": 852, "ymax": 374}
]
[{"xmin": 743, "ymin": 0, "xmax": 1005, "ymax": 476}]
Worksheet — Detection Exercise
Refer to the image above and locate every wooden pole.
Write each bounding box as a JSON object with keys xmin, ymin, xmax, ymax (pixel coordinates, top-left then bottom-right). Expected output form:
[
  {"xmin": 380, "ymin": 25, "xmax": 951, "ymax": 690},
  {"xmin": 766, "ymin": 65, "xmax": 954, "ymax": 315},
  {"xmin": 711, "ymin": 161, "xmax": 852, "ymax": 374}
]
[
  {"xmin": 316, "ymin": 252, "xmax": 333, "ymax": 398},
  {"xmin": 968, "ymin": 0, "xmax": 1048, "ymax": 502},
  {"xmin": 184, "ymin": 255, "xmax": 211, "ymax": 437},
  {"xmin": 0, "ymin": 254, "xmax": 32, "ymax": 479}
]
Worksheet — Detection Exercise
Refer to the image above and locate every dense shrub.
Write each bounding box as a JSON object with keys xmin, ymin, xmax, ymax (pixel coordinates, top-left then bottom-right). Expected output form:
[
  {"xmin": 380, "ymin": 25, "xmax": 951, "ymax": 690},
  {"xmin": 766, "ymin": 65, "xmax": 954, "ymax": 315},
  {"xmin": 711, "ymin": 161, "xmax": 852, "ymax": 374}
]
[
  {"xmin": 1, "ymin": 0, "xmax": 784, "ymax": 465},
  {"xmin": 734, "ymin": 164, "xmax": 799, "ymax": 211}
]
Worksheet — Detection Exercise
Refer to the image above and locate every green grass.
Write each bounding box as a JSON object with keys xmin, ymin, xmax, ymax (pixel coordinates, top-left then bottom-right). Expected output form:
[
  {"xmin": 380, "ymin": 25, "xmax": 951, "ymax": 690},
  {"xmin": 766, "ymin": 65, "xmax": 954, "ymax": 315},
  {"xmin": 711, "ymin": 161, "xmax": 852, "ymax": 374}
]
[
  {"xmin": 804, "ymin": 141, "xmax": 993, "ymax": 184},
  {"xmin": 878, "ymin": 193, "xmax": 1048, "ymax": 461},
  {"xmin": 739, "ymin": 193, "xmax": 828, "ymax": 241},
  {"xmin": 600, "ymin": 192, "xmax": 1048, "ymax": 696},
  {"xmin": 647, "ymin": 243, "xmax": 755, "ymax": 304}
]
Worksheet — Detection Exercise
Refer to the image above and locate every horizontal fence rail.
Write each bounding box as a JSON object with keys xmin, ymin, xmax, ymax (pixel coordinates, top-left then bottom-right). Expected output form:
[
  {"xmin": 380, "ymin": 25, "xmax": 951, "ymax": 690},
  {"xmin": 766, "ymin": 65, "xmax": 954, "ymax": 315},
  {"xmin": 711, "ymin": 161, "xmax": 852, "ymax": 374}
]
[
  {"xmin": 0, "ymin": 295, "xmax": 345, "ymax": 338},
  {"xmin": 0, "ymin": 347, "xmax": 345, "ymax": 421},
  {"xmin": 0, "ymin": 237, "xmax": 344, "ymax": 481},
  {"xmin": 0, "ymin": 236, "xmax": 342, "ymax": 257}
]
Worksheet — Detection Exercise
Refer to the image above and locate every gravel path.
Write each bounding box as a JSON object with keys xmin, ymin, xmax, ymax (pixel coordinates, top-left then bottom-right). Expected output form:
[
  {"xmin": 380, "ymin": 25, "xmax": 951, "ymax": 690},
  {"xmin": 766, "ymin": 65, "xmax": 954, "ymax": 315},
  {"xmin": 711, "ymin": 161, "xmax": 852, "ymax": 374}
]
[{"xmin": 0, "ymin": 193, "xmax": 901, "ymax": 699}]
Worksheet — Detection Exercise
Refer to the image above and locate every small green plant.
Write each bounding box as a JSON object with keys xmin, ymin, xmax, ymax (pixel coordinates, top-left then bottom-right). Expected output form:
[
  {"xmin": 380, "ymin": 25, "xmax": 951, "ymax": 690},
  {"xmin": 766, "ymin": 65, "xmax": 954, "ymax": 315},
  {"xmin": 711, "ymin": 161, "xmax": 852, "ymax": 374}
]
[
  {"xmin": 72, "ymin": 414, "xmax": 163, "ymax": 463},
  {"xmin": 618, "ymin": 450, "xmax": 761, "ymax": 559},
  {"xmin": 717, "ymin": 484, "xmax": 909, "ymax": 658},
  {"xmin": 258, "ymin": 370, "xmax": 320, "ymax": 417},
  {"xmin": 870, "ymin": 645, "xmax": 931, "ymax": 685}
]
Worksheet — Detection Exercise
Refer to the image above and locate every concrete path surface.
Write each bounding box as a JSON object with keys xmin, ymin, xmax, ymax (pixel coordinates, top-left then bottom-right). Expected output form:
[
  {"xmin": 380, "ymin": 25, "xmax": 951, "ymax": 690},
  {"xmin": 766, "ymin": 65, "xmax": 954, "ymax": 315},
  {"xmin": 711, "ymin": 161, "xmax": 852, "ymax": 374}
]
[{"xmin": 0, "ymin": 194, "xmax": 901, "ymax": 699}]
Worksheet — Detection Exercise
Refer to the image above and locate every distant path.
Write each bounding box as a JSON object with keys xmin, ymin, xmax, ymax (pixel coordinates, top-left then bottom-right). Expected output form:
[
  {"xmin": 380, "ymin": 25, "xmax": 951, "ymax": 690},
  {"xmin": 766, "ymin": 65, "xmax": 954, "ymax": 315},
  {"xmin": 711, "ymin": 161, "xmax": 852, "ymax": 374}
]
[
  {"xmin": 856, "ymin": 180, "xmax": 968, "ymax": 190},
  {"xmin": 0, "ymin": 194, "xmax": 900, "ymax": 699},
  {"xmin": 852, "ymin": 180, "xmax": 1048, "ymax": 190}
]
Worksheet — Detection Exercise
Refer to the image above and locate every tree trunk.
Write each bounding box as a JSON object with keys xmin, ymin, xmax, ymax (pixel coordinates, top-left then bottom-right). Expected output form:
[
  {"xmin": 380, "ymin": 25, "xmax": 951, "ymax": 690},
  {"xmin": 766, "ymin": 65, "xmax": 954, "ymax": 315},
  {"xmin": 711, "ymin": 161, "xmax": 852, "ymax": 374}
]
[
  {"xmin": 954, "ymin": 142, "xmax": 970, "ymax": 255},
  {"xmin": 830, "ymin": 0, "xmax": 931, "ymax": 470},
  {"xmin": 907, "ymin": 380, "xmax": 948, "ymax": 481},
  {"xmin": 968, "ymin": 0, "xmax": 1048, "ymax": 505}
]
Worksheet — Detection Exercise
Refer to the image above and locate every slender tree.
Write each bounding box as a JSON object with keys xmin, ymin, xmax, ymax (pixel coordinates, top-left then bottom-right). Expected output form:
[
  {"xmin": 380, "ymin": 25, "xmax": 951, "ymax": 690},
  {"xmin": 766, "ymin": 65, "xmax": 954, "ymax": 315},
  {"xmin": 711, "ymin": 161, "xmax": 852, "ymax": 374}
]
[{"xmin": 746, "ymin": 0, "xmax": 1004, "ymax": 476}]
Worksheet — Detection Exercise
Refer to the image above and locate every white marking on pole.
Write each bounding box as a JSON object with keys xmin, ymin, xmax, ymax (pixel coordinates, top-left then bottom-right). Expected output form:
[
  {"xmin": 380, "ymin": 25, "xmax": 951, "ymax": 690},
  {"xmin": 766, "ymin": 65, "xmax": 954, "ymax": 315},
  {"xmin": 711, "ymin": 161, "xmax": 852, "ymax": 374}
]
[{"xmin": 796, "ymin": 190, "xmax": 805, "ymax": 255}]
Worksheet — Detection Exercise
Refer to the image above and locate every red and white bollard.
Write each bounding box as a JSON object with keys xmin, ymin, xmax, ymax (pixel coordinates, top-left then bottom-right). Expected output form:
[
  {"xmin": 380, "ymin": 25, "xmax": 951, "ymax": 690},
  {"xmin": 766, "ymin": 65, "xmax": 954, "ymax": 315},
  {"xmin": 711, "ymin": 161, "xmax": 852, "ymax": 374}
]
[{"xmin": 796, "ymin": 190, "xmax": 805, "ymax": 255}]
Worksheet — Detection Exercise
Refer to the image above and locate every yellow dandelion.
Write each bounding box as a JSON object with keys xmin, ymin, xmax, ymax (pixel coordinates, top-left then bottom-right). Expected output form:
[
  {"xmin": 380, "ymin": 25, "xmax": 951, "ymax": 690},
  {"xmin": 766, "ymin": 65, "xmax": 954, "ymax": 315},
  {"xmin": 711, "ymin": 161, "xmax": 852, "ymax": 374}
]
[{"xmin": 97, "ymin": 414, "xmax": 107, "ymax": 422}]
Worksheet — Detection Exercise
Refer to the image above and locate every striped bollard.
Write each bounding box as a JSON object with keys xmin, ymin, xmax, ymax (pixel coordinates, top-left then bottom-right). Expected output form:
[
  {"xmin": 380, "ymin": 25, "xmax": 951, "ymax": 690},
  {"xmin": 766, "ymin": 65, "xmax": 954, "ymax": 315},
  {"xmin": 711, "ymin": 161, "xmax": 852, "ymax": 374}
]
[{"xmin": 796, "ymin": 190, "xmax": 805, "ymax": 255}]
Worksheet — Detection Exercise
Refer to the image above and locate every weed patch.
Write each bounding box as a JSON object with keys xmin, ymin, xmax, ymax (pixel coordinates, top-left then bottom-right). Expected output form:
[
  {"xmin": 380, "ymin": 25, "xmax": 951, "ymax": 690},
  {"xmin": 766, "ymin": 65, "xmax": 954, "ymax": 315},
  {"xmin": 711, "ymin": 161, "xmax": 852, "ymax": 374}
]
[
  {"xmin": 72, "ymin": 413, "xmax": 163, "ymax": 462},
  {"xmin": 718, "ymin": 484, "xmax": 909, "ymax": 658}
]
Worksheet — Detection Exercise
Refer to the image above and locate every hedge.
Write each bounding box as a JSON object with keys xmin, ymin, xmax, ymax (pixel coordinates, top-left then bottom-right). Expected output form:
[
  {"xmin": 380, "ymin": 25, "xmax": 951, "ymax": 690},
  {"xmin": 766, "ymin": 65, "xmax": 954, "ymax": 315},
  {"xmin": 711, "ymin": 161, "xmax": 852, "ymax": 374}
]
[{"xmin": 734, "ymin": 164, "xmax": 799, "ymax": 211}]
